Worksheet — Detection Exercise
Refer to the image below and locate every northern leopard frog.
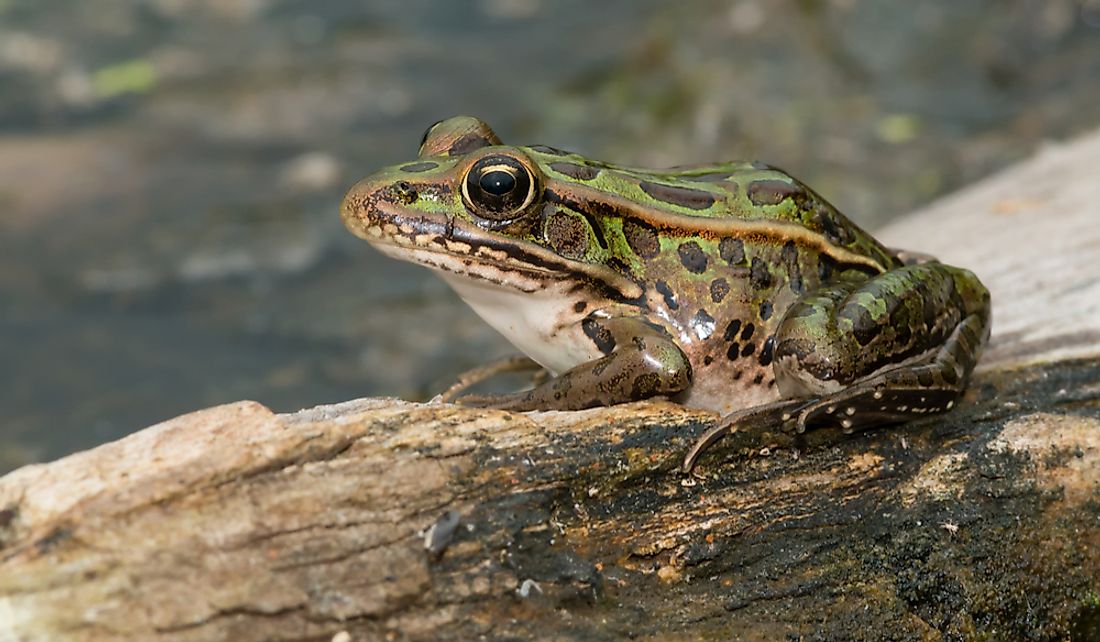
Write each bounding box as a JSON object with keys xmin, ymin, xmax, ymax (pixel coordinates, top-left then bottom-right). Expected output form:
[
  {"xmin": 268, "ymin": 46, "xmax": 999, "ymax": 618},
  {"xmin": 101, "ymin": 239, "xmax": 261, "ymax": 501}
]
[{"xmin": 341, "ymin": 116, "xmax": 991, "ymax": 470}]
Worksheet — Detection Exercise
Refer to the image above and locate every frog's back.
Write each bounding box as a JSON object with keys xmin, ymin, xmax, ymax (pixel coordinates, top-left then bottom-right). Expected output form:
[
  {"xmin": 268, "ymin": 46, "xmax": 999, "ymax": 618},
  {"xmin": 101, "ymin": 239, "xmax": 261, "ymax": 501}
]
[
  {"xmin": 528, "ymin": 150, "xmax": 898, "ymax": 269},
  {"xmin": 528, "ymin": 149, "xmax": 903, "ymax": 412}
]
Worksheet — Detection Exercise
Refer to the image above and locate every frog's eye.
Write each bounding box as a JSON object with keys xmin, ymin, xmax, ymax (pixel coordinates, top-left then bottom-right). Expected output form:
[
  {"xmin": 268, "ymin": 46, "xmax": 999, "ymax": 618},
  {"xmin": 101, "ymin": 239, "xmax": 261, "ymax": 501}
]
[{"xmin": 462, "ymin": 155, "xmax": 537, "ymax": 221}]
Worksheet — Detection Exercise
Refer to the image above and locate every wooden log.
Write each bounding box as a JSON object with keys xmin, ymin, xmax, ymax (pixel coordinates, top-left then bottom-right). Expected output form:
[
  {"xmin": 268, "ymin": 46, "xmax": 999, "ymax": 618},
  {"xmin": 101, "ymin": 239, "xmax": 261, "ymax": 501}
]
[{"xmin": 2, "ymin": 129, "xmax": 1099, "ymax": 641}]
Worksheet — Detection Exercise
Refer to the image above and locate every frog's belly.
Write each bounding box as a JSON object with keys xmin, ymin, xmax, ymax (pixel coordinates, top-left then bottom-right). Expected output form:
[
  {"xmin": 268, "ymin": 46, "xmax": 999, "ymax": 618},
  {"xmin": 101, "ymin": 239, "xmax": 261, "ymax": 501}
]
[{"xmin": 439, "ymin": 274, "xmax": 601, "ymax": 375}]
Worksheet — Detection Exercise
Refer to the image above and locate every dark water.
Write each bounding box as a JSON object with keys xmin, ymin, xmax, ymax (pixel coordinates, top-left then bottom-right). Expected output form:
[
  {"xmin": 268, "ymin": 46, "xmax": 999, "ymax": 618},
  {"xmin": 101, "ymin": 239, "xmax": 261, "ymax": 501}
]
[{"xmin": 2, "ymin": 0, "xmax": 1099, "ymax": 471}]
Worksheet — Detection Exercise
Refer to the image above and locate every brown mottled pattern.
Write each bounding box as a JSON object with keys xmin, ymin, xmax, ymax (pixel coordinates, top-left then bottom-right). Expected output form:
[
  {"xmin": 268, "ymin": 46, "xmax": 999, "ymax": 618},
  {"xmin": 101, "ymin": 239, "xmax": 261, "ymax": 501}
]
[
  {"xmin": 622, "ymin": 218, "xmax": 660, "ymax": 259},
  {"xmin": 549, "ymin": 162, "xmax": 600, "ymax": 181},
  {"xmin": 638, "ymin": 181, "xmax": 716, "ymax": 210},
  {"xmin": 710, "ymin": 278, "xmax": 730, "ymax": 303},
  {"xmin": 544, "ymin": 211, "xmax": 589, "ymax": 259},
  {"xmin": 749, "ymin": 257, "xmax": 773, "ymax": 289},
  {"xmin": 747, "ymin": 179, "xmax": 803, "ymax": 206},
  {"xmin": 581, "ymin": 318, "xmax": 615, "ymax": 354},
  {"xmin": 719, "ymin": 237, "xmax": 746, "ymax": 265}
]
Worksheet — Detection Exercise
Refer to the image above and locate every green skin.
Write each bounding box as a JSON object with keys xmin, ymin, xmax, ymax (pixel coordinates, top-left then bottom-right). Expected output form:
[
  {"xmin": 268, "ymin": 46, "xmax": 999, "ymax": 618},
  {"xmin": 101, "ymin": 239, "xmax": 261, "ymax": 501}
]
[{"xmin": 341, "ymin": 116, "xmax": 991, "ymax": 471}]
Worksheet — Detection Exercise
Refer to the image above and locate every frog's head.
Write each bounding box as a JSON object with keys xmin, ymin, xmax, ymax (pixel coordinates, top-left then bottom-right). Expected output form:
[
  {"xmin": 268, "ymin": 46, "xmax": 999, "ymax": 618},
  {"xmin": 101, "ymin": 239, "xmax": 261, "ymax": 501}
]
[{"xmin": 341, "ymin": 116, "xmax": 642, "ymax": 301}]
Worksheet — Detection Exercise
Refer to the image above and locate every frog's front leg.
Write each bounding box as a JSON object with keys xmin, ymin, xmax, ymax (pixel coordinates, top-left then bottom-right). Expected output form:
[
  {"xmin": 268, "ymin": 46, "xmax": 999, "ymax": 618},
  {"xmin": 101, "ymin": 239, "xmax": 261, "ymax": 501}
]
[
  {"xmin": 685, "ymin": 263, "xmax": 990, "ymax": 471},
  {"xmin": 456, "ymin": 317, "xmax": 692, "ymax": 411}
]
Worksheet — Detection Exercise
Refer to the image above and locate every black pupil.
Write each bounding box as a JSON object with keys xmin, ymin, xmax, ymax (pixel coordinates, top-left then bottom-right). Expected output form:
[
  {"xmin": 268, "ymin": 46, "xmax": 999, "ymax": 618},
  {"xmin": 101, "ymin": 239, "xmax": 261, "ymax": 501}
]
[{"xmin": 480, "ymin": 170, "xmax": 516, "ymax": 195}]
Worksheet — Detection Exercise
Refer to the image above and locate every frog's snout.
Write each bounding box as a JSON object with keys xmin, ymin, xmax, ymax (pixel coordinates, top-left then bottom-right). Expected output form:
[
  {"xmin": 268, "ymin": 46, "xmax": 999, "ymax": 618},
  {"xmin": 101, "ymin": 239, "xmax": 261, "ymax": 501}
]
[{"xmin": 340, "ymin": 176, "xmax": 389, "ymax": 238}]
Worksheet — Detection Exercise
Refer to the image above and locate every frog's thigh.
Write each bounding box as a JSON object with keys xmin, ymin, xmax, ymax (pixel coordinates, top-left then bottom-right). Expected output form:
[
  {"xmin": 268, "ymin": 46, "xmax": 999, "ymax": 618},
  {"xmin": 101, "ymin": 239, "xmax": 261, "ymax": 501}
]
[
  {"xmin": 458, "ymin": 317, "xmax": 692, "ymax": 412},
  {"xmin": 772, "ymin": 264, "xmax": 990, "ymax": 430}
]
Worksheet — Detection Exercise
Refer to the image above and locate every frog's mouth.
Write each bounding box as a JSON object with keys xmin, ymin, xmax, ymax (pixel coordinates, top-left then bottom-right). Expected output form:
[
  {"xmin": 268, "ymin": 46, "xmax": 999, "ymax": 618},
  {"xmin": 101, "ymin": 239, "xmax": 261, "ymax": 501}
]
[{"xmin": 346, "ymin": 201, "xmax": 644, "ymax": 300}]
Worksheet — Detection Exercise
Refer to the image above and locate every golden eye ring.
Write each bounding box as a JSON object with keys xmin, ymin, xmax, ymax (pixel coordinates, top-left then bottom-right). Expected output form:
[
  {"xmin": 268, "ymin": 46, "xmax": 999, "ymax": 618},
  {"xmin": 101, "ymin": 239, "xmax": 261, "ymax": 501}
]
[{"xmin": 461, "ymin": 155, "xmax": 537, "ymax": 222}]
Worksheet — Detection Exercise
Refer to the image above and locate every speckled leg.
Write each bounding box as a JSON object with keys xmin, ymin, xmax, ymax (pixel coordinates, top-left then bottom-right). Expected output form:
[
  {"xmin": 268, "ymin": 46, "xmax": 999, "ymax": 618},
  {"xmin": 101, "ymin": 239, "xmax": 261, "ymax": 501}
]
[
  {"xmin": 685, "ymin": 263, "xmax": 990, "ymax": 471},
  {"xmin": 456, "ymin": 317, "xmax": 692, "ymax": 411}
]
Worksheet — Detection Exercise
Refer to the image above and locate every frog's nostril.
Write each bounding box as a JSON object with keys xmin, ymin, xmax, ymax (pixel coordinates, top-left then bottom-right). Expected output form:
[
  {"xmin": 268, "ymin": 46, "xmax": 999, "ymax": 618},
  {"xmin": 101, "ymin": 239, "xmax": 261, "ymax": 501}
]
[{"xmin": 392, "ymin": 180, "xmax": 419, "ymax": 204}]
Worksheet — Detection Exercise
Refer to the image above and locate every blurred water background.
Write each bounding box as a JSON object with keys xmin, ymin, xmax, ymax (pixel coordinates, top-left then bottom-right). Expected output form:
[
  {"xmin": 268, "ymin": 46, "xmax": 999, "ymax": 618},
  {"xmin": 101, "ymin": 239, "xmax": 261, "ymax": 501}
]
[{"xmin": 2, "ymin": 0, "xmax": 1100, "ymax": 471}]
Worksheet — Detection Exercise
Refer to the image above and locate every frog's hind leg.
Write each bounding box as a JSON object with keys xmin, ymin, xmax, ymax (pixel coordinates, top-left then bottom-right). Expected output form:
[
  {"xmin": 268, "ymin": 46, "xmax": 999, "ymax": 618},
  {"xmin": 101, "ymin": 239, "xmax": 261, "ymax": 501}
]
[
  {"xmin": 774, "ymin": 263, "xmax": 991, "ymax": 435},
  {"xmin": 789, "ymin": 309, "xmax": 988, "ymax": 434},
  {"xmin": 685, "ymin": 263, "xmax": 990, "ymax": 472}
]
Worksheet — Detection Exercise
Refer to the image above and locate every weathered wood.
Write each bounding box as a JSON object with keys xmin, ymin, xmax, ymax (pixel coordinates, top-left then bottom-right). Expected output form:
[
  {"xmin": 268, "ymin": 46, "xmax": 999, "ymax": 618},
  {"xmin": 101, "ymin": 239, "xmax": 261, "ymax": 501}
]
[{"xmin": 2, "ymin": 130, "xmax": 1099, "ymax": 641}]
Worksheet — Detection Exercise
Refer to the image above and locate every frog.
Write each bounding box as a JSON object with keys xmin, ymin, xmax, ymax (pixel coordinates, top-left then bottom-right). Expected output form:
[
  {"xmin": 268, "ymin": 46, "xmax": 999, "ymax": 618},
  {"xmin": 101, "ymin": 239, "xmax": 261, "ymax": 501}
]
[{"xmin": 341, "ymin": 116, "xmax": 991, "ymax": 472}]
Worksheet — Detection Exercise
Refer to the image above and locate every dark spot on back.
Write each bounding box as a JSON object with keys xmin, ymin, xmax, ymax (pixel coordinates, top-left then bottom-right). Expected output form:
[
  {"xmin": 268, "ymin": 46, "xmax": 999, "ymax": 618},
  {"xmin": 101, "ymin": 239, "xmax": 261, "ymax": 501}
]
[
  {"xmin": 655, "ymin": 280, "xmax": 678, "ymax": 310},
  {"xmin": 726, "ymin": 343, "xmax": 740, "ymax": 361},
  {"xmin": 703, "ymin": 355, "xmax": 714, "ymax": 366},
  {"xmin": 581, "ymin": 318, "xmax": 616, "ymax": 355},
  {"xmin": 748, "ymin": 179, "xmax": 802, "ymax": 206},
  {"xmin": 759, "ymin": 300, "xmax": 773, "ymax": 321},
  {"xmin": 781, "ymin": 240, "xmax": 803, "ymax": 294},
  {"xmin": 719, "ymin": 237, "xmax": 746, "ymax": 265},
  {"xmin": 544, "ymin": 211, "xmax": 589, "ymax": 259},
  {"xmin": 550, "ymin": 162, "xmax": 600, "ymax": 181},
  {"xmin": 759, "ymin": 336, "xmax": 775, "ymax": 366},
  {"xmin": 814, "ymin": 207, "xmax": 850, "ymax": 245},
  {"xmin": 750, "ymin": 257, "xmax": 773, "ymax": 289},
  {"xmin": 740, "ymin": 323, "xmax": 754, "ymax": 341},
  {"xmin": 639, "ymin": 181, "xmax": 716, "ymax": 210},
  {"xmin": 753, "ymin": 372, "xmax": 765, "ymax": 385},
  {"xmin": 677, "ymin": 241, "xmax": 708, "ymax": 274},
  {"xmin": 917, "ymin": 370, "xmax": 935, "ymax": 387},
  {"xmin": 723, "ymin": 319, "xmax": 742, "ymax": 341},
  {"xmin": 400, "ymin": 161, "xmax": 438, "ymax": 172},
  {"xmin": 574, "ymin": 301, "xmax": 587, "ymax": 313},
  {"xmin": 622, "ymin": 218, "xmax": 661, "ymax": 259},
  {"xmin": 530, "ymin": 144, "xmax": 570, "ymax": 156},
  {"xmin": 710, "ymin": 278, "xmax": 730, "ymax": 303},
  {"xmin": 741, "ymin": 343, "xmax": 756, "ymax": 357}
]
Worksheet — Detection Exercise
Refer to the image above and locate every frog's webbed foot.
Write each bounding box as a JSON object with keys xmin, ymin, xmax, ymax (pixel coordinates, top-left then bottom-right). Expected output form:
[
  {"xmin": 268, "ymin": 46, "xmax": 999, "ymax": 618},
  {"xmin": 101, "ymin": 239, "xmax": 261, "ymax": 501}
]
[
  {"xmin": 435, "ymin": 356, "xmax": 544, "ymax": 403},
  {"xmin": 455, "ymin": 316, "xmax": 692, "ymax": 412}
]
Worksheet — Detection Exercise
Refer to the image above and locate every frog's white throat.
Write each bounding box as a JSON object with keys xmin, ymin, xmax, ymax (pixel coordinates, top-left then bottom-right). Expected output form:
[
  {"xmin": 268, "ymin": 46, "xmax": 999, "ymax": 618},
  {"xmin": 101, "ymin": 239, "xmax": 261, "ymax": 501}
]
[{"xmin": 438, "ymin": 272, "xmax": 604, "ymax": 376}]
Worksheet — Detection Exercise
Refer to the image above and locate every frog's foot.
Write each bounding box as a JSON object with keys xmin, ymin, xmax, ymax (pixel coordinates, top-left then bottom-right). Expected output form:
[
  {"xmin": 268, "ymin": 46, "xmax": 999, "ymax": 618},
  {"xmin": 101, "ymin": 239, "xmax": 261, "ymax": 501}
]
[
  {"xmin": 456, "ymin": 316, "xmax": 692, "ymax": 412},
  {"xmin": 435, "ymin": 355, "xmax": 544, "ymax": 403},
  {"xmin": 681, "ymin": 398, "xmax": 811, "ymax": 473}
]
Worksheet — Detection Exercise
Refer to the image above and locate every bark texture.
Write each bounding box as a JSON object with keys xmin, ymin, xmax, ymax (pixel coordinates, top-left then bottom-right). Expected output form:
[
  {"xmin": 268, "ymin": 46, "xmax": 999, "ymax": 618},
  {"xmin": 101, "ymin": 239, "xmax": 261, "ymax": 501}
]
[{"xmin": 2, "ymin": 130, "xmax": 1100, "ymax": 641}]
